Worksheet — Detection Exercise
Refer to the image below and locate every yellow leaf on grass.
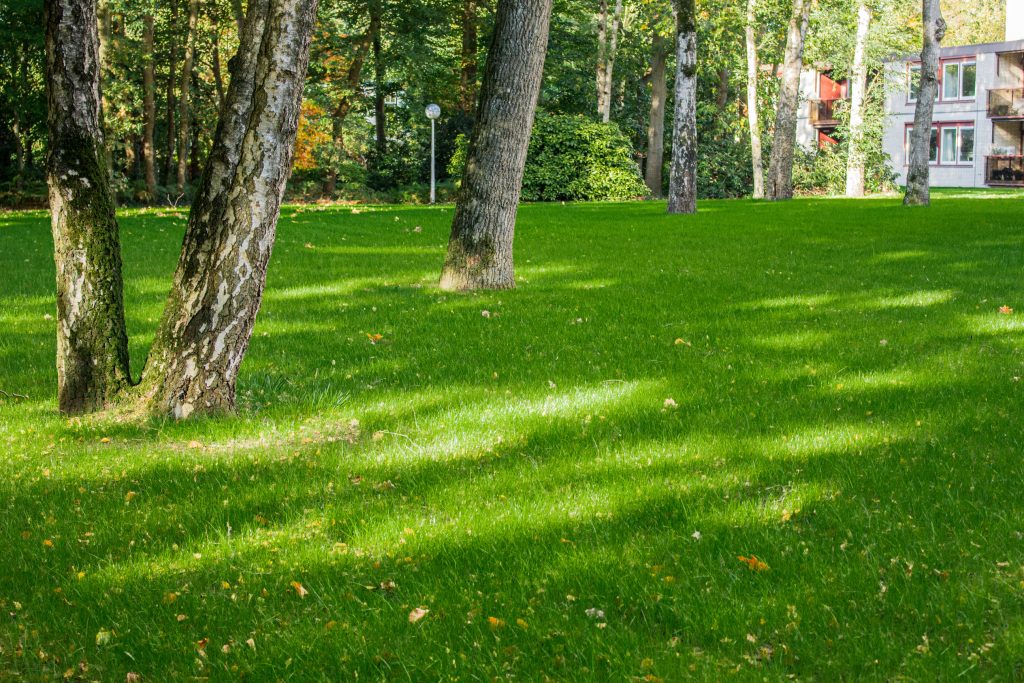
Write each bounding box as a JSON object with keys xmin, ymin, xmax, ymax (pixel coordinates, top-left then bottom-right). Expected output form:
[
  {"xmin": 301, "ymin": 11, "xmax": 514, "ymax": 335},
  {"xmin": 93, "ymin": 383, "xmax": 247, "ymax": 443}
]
[
  {"xmin": 487, "ymin": 616, "xmax": 504, "ymax": 629},
  {"xmin": 290, "ymin": 581, "xmax": 309, "ymax": 598}
]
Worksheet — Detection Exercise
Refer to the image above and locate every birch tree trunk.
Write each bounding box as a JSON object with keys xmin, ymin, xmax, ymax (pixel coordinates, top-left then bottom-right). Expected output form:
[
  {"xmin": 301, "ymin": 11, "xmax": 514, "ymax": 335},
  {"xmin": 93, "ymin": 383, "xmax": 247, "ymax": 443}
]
[
  {"xmin": 135, "ymin": 0, "xmax": 319, "ymax": 418},
  {"xmin": 845, "ymin": 1, "xmax": 871, "ymax": 198},
  {"xmin": 667, "ymin": 0, "xmax": 697, "ymax": 215},
  {"xmin": 596, "ymin": 0, "xmax": 623, "ymax": 123},
  {"xmin": 904, "ymin": 0, "xmax": 945, "ymax": 206},
  {"xmin": 44, "ymin": 0, "xmax": 132, "ymax": 414},
  {"xmin": 439, "ymin": 0, "xmax": 553, "ymax": 291},
  {"xmin": 645, "ymin": 34, "xmax": 668, "ymax": 197},
  {"xmin": 745, "ymin": 0, "xmax": 764, "ymax": 199},
  {"xmin": 766, "ymin": 0, "xmax": 810, "ymax": 201},
  {"xmin": 176, "ymin": 0, "xmax": 199, "ymax": 193},
  {"xmin": 143, "ymin": 14, "xmax": 157, "ymax": 199}
]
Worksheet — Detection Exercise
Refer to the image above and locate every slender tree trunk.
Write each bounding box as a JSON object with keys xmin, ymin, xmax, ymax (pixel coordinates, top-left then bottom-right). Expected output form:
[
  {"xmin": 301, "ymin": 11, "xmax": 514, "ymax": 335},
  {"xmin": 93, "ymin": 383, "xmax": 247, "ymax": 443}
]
[
  {"xmin": 135, "ymin": 0, "xmax": 319, "ymax": 418},
  {"xmin": 212, "ymin": 27, "xmax": 226, "ymax": 111},
  {"xmin": 12, "ymin": 112, "xmax": 25, "ymax": 190},
  {"xmin": 766, "ymin": 0, "xmax": 810, "ymax": 201},
  {"xmin": 667, "ymin": 0, "xmax": 697, "ymax": 215},
  {"xmin": 845, "ymin": 1, "xmax": 871, "ymax": 198},
  {"xmin": 97, "ymin": 0, "xmax": 113, "ymax": 177},
  {"xmin": 716, "ymin": 67, "xmax": 730, "ymax": 110},
  {"xmin": 231, "ymin": 0, "xmax": 245, "ymax": 35},
  {"xmin": 371, "ymin": 4, "xmax": 386, "ymax": 154},
  {"xmin": 596, "ymin": 0, "xmax": 623, "ymax": 123},
  {"xmin": 325, "ymin": 24, "xmax": 373, "ymax": 196},
  {"xmin": 142, "ymin": 14, "xmax": 157, "ymax": 198},
  {"xmin": 44, "ymin": 0, "xmax": 132, "ymax": 414},
  {"xmin": 162, "ymin": 0, "xmax": 179, "ymax": 187},
  {"xmin": 745, "ymin": 0, "xmax": 764, "ymax": 199},
  {"xmin": 460, "ymin": 0, "xmax": 479, "ymax": 114},
  {"xmin": 645, "ymin": 34, "xmax": 668, "ymax": 197},
  {"xmin": 177, "ymin": 0, "xmax": 198, "ymax": 193},
  {"xmin": 439, "ymin": 0, "xmax": 553, "ymax": 291},
  {"xmin": 904, "ymin": 0, "xmax": 945, "ymax": 206}
]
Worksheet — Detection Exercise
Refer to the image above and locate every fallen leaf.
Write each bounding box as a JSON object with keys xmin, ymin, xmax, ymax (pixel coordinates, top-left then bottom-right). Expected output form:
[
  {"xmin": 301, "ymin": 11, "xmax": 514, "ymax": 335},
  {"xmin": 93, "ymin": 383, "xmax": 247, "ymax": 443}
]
[
  {"xmin": 738, "ymin": 555, "xmax": 770, "ymax": 572},
  {"xmin": 367, "ymin": 333, "xmax": 384, "ymax": 344},
  {"xmin": 663, "ymin": 398, "xmax": 678, "ymax": 409},
  {"xmin": 95, "ymin": 628, "xmax": 113, "ymax": 646},
  {"xmin": 408, "ymin": 607, "xmax": 429, "ymax": 624},
  {"xmin": 487, "ymin": 616, "xmax": 504, "ymax": 629},
  {"xmin": 999, "ymin": 305, "xmax": 1014, "ymax": 315},
  {"xmin": 290, "ymin": 581, "xmax": 309, "ymax": 598}
]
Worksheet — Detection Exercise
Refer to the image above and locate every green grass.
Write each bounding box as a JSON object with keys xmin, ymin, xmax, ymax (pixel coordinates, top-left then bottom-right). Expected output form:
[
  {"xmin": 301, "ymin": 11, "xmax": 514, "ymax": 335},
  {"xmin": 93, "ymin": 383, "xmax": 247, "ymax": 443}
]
[{"xmin": 1, "ymin": 196, "xmax": 1022, "ymax": 681}]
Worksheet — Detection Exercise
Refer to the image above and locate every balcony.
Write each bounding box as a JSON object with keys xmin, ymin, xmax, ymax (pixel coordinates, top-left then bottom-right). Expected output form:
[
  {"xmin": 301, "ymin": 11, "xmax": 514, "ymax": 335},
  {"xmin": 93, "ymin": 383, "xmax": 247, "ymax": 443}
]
[
  {"xmin": 808, "ymin": 99, "xmax": 844, "ymax": 128},
  {"xmin": 987, "ymin": 88, "xmax": 1024, "ymax": 118},
  {"xmin": 985, "ymin": 155, "xmax": 1024, "ymax": 186}
]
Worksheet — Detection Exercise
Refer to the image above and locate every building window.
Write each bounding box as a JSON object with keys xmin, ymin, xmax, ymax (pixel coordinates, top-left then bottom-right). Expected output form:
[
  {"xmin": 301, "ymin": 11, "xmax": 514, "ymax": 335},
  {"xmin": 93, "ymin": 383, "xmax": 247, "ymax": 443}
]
[
  {"xmin": 905, "ymin": 123, "xmax": 974, "ymax": 165},
  {"xmin": 942, "ymin": 60, "xmax": 976, "ymax": 100},
  {"xmin": 908, "ymin": 60, "xmax": 975, "ymax": 102}
]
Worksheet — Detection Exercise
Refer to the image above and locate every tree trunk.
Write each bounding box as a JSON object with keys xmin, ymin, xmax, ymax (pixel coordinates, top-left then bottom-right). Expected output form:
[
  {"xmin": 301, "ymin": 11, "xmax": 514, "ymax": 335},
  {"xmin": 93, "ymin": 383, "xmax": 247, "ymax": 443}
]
[
  {"xmin": 667, "ymin": 0, "xmax": 697, "ymax": 215},
  {"xmin": 135, "ymin": 0, "xmax": 319, "ymax": 418},
  {"xmin": 765, "ymin": 0, "xmax": 810, "ymax": 201},
  {"xmin": 12, "ymin": 112, "xmax": 25, "ymax": 190},
  {"xmin": 371, "ymin": 3, "xmax": 386, "ymax": 154},
  {"xmin": 97, "ymin": 0, "xmax": 113, "ymax": 177},
  {"xmin": 212, "ymin": 27, "xmax": 226, "ymax": 111},
  {"xmin": 162, "ymin": 0, "xmax": 179, "ymax": 187},
  {"xmin": 645, "ymin": 34, "xmax": 668, "ymax": 197},
  {"xmin": 177, "ymin": 0, "xmax": 199, "ymax": 193},
  {"xmin": 325, "ymin": 24, "xmax": 373, "ymax": 196},
  {"xmin": 596, "ymin": 0, "xmax": 623, "ymax": 123},
  {"xmin": 438, "ymin": 0, "xmax": 553, "ymax": 292},
  {"xmin": 460, "ymin": 0, "xmax": 479, "ymax": 114},
  {"xmin": 716, "ymin": 67, "xmax": 730, "ymax": 110},
  {"xmin": 142, "ymin": 14, "xmax": 157, "ymax": 199},
  {"xmin": 904, "ymin": 0, "xmax": 945, "ymax": 206},
  {"xmin": 44, "ymin": 0, "xmax": 132, "ymax": 414},
  {"xmin": 745, "ymin": 0, "xmax": 764, "ymax": 199},
  {"xmin": 845, "ymin": 1, "xmax": 871, "ymax": 198},
  {"xmin": 231, "ymin": 0, "xmax": 245, "ymax": 34}
]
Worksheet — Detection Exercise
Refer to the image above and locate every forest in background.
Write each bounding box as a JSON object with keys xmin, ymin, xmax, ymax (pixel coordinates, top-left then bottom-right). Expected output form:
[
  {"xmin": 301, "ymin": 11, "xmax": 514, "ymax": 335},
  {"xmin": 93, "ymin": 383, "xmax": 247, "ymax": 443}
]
[{"xmin": 0, "ymin": 0, "xmax": 1006, "ymax": 208}]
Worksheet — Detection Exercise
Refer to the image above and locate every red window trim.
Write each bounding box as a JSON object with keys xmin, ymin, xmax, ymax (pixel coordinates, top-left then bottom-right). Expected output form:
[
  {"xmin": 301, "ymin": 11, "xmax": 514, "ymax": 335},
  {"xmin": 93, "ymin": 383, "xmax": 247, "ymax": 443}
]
[{"xmin": 903, "ymin": 121, "xmax": 975, "ymax": 167}]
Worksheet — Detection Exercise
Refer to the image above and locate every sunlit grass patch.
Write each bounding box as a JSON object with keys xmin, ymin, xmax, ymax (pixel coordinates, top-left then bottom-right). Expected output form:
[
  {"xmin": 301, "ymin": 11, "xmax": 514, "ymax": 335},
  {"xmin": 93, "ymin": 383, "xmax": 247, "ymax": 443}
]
[{"xmin": 0, "ymin": 195, "xmax": 1023, "ymax": 680}]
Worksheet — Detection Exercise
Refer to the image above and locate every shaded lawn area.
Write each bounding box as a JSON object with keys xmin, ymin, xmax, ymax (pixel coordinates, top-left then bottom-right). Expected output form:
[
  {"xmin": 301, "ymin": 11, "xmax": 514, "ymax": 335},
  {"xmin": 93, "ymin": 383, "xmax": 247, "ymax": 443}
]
[{"xmin": 0, "ymin": 195, "xmax": 1022, "ymax": 680}]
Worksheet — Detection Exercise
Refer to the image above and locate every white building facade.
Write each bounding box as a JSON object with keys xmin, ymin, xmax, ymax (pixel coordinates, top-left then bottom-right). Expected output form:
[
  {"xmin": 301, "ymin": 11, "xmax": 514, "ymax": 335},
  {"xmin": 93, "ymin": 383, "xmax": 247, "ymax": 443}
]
[{"xmin": 795, "ymin": 4, "xmax": 1024, "ymax": 189}]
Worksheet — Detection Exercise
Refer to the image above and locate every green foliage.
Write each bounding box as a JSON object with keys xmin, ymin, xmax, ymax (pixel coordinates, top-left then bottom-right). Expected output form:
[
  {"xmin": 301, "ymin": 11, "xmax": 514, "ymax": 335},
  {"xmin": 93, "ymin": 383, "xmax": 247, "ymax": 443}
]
[
  {"xmin": 451, "ymin": 113, "xmax": 648, "ymax": 202},
  {"xmin": 793, "ymin": 143, "xmax": 897, "ymax": 195}
]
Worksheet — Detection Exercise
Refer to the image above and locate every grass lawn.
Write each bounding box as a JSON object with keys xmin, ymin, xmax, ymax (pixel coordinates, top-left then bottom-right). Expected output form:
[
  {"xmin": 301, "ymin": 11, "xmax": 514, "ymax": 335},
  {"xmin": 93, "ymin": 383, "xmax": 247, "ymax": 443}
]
[{"xmin": 0, "ymin": 195, "xmax": 1022, "ymax": 681}]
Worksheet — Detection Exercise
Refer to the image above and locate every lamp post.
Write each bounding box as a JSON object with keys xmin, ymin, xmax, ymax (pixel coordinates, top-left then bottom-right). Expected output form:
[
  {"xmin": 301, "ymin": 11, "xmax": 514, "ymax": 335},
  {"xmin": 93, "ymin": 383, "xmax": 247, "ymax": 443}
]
[{"xmin": 425, "ymin": 103, "xmax": 441, "ymax": 204}]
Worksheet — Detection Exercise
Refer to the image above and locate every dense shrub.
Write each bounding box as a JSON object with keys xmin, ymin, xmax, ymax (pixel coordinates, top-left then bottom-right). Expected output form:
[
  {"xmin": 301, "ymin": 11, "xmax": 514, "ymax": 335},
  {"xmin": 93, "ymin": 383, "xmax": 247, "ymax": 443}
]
[
  {"xmin": 793, "ymin": 143, "xmax": 897, "ymax": 196},
  {"xmin": 450, "ymin": 113, "xmax": 648, "ymax": 202}
]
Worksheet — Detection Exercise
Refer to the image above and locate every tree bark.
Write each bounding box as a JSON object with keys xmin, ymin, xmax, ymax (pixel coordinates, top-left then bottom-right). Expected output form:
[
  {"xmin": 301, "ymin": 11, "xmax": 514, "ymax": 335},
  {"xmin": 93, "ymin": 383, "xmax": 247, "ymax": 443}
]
[
  {"xmin": 596, "ymin": 0, "xmax": 623, "ymax": 123},
  {"xmin": 231, "ymin": 0, "xmax": 245, "ymax": 35},
  {"xmin": 460, "ymin": 0, "xmax": 479, "ymax": 114},
  {"xmin": 142, "ymin": 14, "xmax": 157, "ymax": 199},
  {"xmin": 904, "ymin": 0, "xmax": 945, "ymax": 206},
  {"xmin": 845, "ymin": 1, "xmax": 871, "ymax": 198},
  {"xmin": 44, "ymin": 0, "xmax": 132, "ymax": 414},
  {"xmin": 766, "ymin": 0, "xmax": 810, "ymax": 201},
  {"xmin": 371, "ymin": 3, "xmax": 386, "ymax": 154},
  {"xmin": 439, "ymin": 0, "xmax": 553, "ymax": 291},
  {"xmin": 177, "ymin": 0, "xmax": 199, "ymax": 193},
  {"xmin": 667, "ymin": 0, "xmax": 697, "ymax": 215},
  {"xmin": 135, "ymin": 0, "xmax": 319, "ymax": 418},
  {"xmin": 645, "ymin": 34, "xmax": 668, "ymax": 197},
  {"xmin": 745, "ymin": 0, "xmax": 764, "ymax": 199}
]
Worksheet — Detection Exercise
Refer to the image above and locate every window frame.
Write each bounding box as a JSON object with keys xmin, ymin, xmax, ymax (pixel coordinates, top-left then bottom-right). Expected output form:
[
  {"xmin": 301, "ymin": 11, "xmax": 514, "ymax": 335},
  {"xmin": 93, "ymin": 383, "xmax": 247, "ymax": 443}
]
[
  {"xmin": 906, "ymin": 57, "xmax": 977, "ymax": 103},
  {"xmin": 904, "ymin": 121, "xmax": 975, "ymax": 167}
]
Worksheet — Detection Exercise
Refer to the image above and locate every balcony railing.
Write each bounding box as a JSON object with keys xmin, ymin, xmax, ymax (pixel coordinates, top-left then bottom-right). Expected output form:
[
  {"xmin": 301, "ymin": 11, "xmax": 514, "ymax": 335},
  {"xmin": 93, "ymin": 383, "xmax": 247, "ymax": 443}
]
[
  {"xmin": 987, "ymin": 88, "xmax": 1024, "ymax": 118},
  {"xmin": 985, "ymin": 155, "xmax": 1024, "ymax": 185},
  {"xmin": 808, "ymin": 99, "xmax": 843, "ymax": 127}
]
